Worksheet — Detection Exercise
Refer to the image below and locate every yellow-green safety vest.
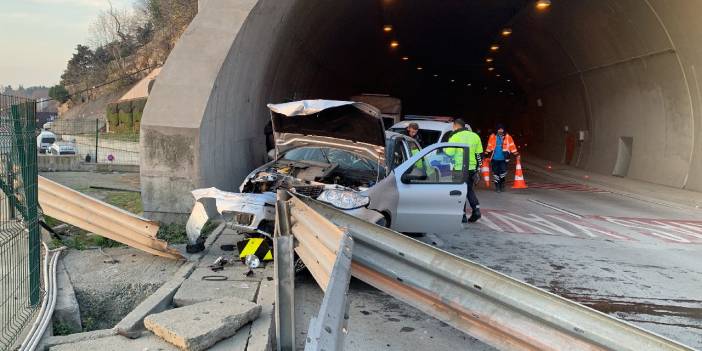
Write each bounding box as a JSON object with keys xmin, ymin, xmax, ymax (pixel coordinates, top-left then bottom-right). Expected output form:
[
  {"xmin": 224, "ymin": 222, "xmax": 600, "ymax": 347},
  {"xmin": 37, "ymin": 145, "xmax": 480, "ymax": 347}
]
[{"xmin": 445, "ymin": 130, "xmax": 483, "ymax": 171}]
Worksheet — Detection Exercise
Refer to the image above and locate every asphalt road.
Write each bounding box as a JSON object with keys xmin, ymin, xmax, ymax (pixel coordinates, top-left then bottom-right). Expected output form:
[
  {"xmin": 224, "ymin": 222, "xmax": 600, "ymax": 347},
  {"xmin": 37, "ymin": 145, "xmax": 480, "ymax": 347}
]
[{"xmin": 295, "ymin": 169, "xmax": 702, "ymax": 350}]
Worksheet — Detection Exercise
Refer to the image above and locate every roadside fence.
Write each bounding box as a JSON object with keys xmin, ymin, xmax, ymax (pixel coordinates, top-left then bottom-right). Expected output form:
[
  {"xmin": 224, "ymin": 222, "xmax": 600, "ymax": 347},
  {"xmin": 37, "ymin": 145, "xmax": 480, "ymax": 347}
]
[
  {"xmin": 41, "ymin": 118, "xmax": 139, "ymax": 166},
  {"xmin": 0, "ymin": 94, "xmax": 41, "ymax": 350}
]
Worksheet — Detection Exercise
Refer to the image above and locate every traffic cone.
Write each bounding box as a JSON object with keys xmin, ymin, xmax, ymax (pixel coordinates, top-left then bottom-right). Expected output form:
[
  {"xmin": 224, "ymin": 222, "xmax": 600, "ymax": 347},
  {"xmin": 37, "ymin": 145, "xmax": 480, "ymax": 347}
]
[
  {"xmin": 481, "ymin": 158, "xmax": 491, "ymax": 188},
  {"xmin": 512, "ymin": 156, "xmax": 528, "ymax": 189}
]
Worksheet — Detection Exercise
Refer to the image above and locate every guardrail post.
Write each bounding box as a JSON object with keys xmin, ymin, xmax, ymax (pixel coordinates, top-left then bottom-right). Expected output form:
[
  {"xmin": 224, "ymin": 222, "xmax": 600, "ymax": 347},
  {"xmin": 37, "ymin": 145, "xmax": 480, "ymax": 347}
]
[
  {"xmin": 275, "ymin": 190, "xmax": 295, "ymax": 351},
  {"xmin": 304, "ymin": 232, "xmax": 354, "ymax": 351}
]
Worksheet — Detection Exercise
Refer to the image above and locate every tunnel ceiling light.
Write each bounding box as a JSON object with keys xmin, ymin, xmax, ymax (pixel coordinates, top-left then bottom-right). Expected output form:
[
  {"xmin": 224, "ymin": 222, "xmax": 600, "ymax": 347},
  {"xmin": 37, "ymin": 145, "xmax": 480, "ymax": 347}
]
[
  {"xmin": 485, "ymin": 57, "xmax": 494, "ymax": 63},
  {"xmin": 490, "ymin": 44, "xmax": 500, "ymax": 51},
  {"xmin": 383, "ymin": 25, "xmax": 393, "ymax": 32},
  {"xmin": 496, "ymin": 74, "xmax": 501, "ymax": 77},
  {"xmin": 536, "ymin": 0, "xmax": 551, "ymax": 10},
  {"xmin": 417, "ymin": 66, "xmax": 423, "ymax": 70},
  {"xmin": 450, "ymin": 79, "xmax": 455, "ymax": 83},
  {"xmin": 506, "ymin": 79, "xmax": 511, "ymax": 82},
  {"xmin": 467, "ymin": 83, "xmax": 472, "ymax": 86},
  {"xmin": 501, "ymin": 28, "xmax": 513, "ymax": 36},
  {"xmin": 402, "ymin": 56, "xmax": 409, "ymax": 61},
  {"xmin": 390, "ymin": 40, "xmax": 400, "ymax": 48},
  {"xmin": 488, "ymin": 67, "xmax": 495, "ymax": 71},
  {"xmin": 433, "ymin": 74, "xmax": 439, "ymax": 77}
]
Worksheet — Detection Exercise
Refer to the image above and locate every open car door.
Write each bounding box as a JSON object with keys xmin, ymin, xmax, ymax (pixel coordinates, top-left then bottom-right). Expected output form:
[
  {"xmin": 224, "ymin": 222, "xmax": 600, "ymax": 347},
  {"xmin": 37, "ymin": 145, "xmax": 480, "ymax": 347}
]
[{"xmin": 391, "ymin": 143, "xmax": 469, "ymax": 234}]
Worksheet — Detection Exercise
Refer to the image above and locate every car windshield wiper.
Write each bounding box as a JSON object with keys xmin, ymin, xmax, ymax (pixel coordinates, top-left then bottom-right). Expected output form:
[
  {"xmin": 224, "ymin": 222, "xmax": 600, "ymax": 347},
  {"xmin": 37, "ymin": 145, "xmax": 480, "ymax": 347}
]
[{"xmin": 318, "ymin": 148, "xmax": 332, "ymax": 164}]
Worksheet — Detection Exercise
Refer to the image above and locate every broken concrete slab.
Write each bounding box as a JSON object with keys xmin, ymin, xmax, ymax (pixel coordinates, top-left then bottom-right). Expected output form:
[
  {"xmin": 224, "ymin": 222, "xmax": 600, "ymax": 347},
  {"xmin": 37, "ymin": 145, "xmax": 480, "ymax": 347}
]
[
  {"xmin": 41, "ymin": 328, "xmax": 117, "ymax": 350},
  {"xmin": 173, "ymin": 271, "xmax": 260, "ymax": 306},
  {"xmin": 114, "ymin": 262, "xmax": 196, "ymax": 335},
  {"xmin": 144, "ymin": 296, "xmax": 261, "ymax": 351},
  {"xmin": 47, "ymin": 328, "xmax": 250, "ymax": 351},
  {"xmin": 209, "ymin": 323, "xmax": 251, "ymax": 351},
  {"xmin": 49, "ymin": 332, "xmax": 175, "ymax": 351},
  {"xmin": 53, "ymin": 259, "xmax": 82, "ymax": 332}
]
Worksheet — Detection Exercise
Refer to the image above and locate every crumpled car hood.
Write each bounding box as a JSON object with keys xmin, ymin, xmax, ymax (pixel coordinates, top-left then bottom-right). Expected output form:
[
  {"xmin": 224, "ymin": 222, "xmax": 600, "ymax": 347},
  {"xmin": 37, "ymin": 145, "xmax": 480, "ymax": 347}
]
[{"xmin": 267, "ymin": 100, "xmax": 386, "ymax": 160}]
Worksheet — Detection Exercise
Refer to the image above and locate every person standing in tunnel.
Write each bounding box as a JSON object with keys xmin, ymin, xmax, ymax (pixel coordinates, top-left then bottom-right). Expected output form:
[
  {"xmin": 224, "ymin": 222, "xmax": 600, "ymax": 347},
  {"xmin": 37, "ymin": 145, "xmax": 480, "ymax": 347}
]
[
  {"xmin": 486, "ymin": 123, "xmax": 519, "ymax": 192},
  {"xmin": 446, "ymin": 119, "xmax": 483, "ymax": 223}
]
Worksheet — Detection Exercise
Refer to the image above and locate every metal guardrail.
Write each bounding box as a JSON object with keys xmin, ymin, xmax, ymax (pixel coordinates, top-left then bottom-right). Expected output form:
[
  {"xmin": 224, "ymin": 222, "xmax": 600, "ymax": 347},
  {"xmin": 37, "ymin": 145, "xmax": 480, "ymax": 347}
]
[
  {"xmin": 275, "ymin": 191, "xmax": 355, "ymax": 351},
  {"xmin": 38, "ymin": 176, "xmax": 182, "ymax": 260},
  {"xmin": 276, "ymin": 192, "xmax": 695, "ymax": 351}
]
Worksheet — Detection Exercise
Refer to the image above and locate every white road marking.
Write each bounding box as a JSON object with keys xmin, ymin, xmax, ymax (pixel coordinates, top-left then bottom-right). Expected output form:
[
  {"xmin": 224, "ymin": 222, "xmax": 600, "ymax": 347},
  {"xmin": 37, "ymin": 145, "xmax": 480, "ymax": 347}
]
[
  {"xmin": 478, "ymin": 215, "xmax": 502, "ymax": 231},
  {"xmin": 481, "ymin": 209, "xmax": 701, "ymax": 244},
  {"xmin": 548, "ymin": 215, "xmax": 628, "ymax": 240},
  {"xmin": 601, "ymin": 217, "xmax": 692, "ymax": 243},
  {"xmin": 528, "ymin": 199, "xmax": 583, "ymax": 219}
]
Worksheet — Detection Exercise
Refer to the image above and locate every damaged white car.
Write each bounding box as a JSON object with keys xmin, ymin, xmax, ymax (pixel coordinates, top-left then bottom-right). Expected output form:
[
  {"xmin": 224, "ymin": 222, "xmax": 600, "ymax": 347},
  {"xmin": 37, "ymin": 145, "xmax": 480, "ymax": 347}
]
[{"xmin": 191, "ymin": 100, "xmax": 471, "ymax": 236}]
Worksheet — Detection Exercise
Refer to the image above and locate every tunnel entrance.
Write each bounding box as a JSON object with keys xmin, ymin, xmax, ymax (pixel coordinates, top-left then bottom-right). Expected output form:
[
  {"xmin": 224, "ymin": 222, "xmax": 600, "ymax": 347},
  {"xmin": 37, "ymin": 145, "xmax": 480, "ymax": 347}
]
[{"xmin": 141, "ymin": 0, "xmax": 702, "ymax": 221}]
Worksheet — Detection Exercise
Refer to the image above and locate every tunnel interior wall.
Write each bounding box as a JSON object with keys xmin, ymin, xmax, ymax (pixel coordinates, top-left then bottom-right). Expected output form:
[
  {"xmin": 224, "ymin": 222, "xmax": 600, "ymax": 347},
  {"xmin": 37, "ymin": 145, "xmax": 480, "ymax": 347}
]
[{"xmin": 507, "ymin": 0, "xmax": 701, "ymax": 190}]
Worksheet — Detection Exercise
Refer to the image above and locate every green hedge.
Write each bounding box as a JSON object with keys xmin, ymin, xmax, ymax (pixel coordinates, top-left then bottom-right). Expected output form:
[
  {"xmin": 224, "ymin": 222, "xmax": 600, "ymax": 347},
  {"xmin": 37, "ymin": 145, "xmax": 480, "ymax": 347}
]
[
  {"xmin": 108, "ymin": 98, "xmax": 147, "ymax": 132},
  {"xmin": 106, "ymin": 103, "xmax": 119, "ymax": 129},
  {"xmin": 118, "ymin": 110, "xmax": 133, "ymax": 130},
  {"xmin": 117, "ymin": 101, "xmax": 132, "ymax": 113}
]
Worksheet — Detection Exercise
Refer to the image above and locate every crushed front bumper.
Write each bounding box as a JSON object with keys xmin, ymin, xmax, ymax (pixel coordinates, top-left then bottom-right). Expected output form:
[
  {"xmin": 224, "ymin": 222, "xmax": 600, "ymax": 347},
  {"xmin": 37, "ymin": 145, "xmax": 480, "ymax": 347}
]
[{"xmin": 191, "ymin": 188, "xmax": 276, "ymax": 233}]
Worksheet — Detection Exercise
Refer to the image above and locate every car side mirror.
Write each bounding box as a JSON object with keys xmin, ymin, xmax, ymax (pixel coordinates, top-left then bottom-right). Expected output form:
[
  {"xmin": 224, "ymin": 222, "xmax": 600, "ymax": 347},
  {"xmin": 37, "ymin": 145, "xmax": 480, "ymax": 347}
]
[
  {"xmin": 267, "ymin": 149, "xmax": 276, "ymax": 161},
  {"xmin": 401, "ymin": 172, "xmax": 427, "ymax": 184}
]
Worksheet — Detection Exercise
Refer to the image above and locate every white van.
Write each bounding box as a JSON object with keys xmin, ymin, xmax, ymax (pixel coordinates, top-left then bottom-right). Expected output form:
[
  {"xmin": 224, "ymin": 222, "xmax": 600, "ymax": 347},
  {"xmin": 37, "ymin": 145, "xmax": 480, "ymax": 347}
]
[{"xmin": 37, "ymin": 130, "xmax": 57, "ymax": 154}]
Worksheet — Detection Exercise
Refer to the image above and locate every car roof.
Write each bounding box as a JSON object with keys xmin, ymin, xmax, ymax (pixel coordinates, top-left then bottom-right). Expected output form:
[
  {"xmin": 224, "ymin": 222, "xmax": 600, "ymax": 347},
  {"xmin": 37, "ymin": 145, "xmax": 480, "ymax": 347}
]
[
  {"xmin": 385, "ymin": 130, "xmax": 418, "ymax": 143},
  {"xmin": 391, "ymin": 120, "xmax": 474, "ymax": 132},
  {"xmin": 391, "ymin": 120, "xmax": 453, "ymax": 131}
]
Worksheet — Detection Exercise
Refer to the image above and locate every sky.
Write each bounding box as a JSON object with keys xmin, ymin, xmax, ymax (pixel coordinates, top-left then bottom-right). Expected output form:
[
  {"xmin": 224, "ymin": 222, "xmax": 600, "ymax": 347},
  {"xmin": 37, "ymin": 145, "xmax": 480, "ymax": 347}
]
[{"xmin": 0, "ymin": 0, "xmax": 134, "ymax": 88}]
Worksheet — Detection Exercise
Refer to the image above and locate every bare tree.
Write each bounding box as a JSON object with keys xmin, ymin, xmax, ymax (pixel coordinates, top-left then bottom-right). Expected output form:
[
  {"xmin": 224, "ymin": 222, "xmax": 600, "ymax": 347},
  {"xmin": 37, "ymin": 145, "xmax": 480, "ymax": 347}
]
[{"xmin": 89, "ymin": 1, "xmax": 145, "ymax": 78}]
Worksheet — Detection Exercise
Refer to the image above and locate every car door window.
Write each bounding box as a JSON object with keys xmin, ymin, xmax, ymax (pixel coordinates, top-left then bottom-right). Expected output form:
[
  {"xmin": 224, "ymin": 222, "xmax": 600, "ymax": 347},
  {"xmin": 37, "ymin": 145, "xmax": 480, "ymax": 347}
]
[
  {"xmin": 401, "ymin": 146, "xmax": 467, "ymax": 184},
  {"xmin": 390, "ymin": 138, "xmax": 406, "ymax": 170}
]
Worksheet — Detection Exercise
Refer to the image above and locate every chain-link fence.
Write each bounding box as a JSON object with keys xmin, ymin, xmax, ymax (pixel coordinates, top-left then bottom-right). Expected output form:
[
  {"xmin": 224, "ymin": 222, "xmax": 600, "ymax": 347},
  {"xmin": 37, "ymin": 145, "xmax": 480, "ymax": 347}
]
[
  {"xmin": 0, "ymin": 94, "xmax": 41, "ymax": 350},
  {"xmin": 41, "ymin": 118, "xmax": 139, "ymax": 165}
]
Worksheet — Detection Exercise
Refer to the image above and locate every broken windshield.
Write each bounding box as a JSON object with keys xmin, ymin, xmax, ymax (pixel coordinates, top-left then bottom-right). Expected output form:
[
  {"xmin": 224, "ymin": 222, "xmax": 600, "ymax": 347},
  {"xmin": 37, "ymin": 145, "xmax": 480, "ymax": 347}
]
[{"xmin": 283, "ymin": 147, "xmax": 381, "ymax": 173}]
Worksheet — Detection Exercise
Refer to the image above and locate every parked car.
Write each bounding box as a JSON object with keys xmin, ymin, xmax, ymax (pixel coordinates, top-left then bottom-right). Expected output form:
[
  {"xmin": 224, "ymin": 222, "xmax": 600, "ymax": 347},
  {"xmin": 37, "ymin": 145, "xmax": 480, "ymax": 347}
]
[
  {"xmin": 390, "ymin": 119, "xmax": 471, "ymax": 147},
  {"xmin": 210, "ymin": 100, "xmax": 469, "ymax": 235},
  {"xmin": 49, "ymin": 141, "xmax": 77, "ymax": 155},
  {"xmin": 37, "ymin": 130, "xmax": 57, "ymax": 154}
]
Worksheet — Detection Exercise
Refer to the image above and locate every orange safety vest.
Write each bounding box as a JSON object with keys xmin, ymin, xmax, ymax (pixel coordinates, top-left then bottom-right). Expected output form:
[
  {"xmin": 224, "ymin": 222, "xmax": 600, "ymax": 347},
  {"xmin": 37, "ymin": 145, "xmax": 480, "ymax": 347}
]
[{"xmin": 486, "ymin": 133, "xmax": 518, "ymax": 154}]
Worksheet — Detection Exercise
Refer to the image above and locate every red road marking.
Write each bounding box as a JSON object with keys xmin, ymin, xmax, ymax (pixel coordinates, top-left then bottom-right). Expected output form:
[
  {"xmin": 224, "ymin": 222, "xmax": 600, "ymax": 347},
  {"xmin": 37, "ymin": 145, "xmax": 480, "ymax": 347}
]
[
  {"xmin": 477, "ymin": 209, "xmax": 702, "ymax": 244},
  {"xmin": 516, "ymin": 182, "xmax": 608, "ymax": 193}
]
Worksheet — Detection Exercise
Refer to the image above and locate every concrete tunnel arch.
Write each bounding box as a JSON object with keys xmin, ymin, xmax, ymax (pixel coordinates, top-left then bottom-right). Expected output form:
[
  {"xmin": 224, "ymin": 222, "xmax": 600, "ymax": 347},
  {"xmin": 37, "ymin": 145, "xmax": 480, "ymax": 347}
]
[{"xmin": 141, "ymin": 0, "xmax": 702, "ymax": 222}]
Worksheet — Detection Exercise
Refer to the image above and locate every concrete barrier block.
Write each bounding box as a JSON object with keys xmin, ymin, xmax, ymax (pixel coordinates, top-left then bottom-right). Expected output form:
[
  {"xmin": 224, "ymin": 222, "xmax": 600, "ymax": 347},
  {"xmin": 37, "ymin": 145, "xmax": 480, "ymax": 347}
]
[
  {"xmin": 246, "ymin": 279, "xmax": 275, "ymax": 351},
  {"xmin": 53, "ymin": 260, "xmax": 82, "ymax": 333}
]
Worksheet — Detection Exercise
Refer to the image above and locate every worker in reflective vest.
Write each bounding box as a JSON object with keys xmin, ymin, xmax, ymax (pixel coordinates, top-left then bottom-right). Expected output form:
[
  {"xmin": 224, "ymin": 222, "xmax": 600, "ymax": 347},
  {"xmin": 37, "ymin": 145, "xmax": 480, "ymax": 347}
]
[
  {"xmin": 445, "ymin": 118, "xmax": 483, "ymax": 223},
  {"xmin": 485, "ymin": 123, "xmax": 519, "ymax": 192}
]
